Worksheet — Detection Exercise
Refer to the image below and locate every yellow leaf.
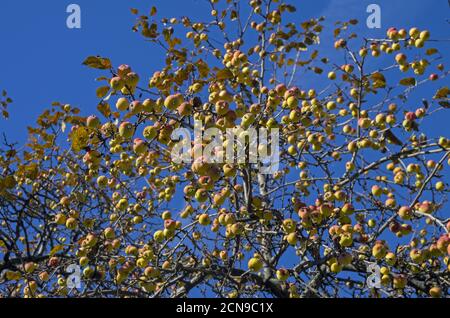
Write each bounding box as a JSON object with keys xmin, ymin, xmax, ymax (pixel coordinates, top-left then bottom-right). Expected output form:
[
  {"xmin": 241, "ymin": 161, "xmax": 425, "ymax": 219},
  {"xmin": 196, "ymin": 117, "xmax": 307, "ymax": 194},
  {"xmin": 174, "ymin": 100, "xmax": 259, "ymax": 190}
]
[
  {"xmin": 96, "ymin": 86, "xmax": 110, "ymax": 98},
  {"xmin": 399, "ymin": 77, "xmax": 416, "ymax": 86},
  {"xmin": 426, "ymin": 48, "xmax": 438, "ymax": 55},
  {"xmin": 433, "ymin": 86, "xmax": 449, "ymax": 99},
  {"xmin": 49, "ymin": 245, "xmax": 64, "ymax": 256},
  {"xmin": 371, "ymin": 72, "xmax": 386, "ymax": 88},
  {"xmin": 82, "ymin": 56, "xmax": 112, "ymax": 70},
  {"xmin": 71, "ymin": 126, "xmax": 89, "ymax": 153},
  {"xmin": 216, "ymin": 68, "xmax": 233, "ymax": 80}
]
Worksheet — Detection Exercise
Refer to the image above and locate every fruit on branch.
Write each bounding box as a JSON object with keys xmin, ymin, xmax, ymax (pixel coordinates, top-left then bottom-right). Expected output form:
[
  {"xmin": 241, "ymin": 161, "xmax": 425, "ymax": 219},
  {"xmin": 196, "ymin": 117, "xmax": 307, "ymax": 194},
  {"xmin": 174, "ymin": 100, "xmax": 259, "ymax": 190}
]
[
  {"xmin": 248, "ymin": 257, "xmax": 263, "ymax": 272},
  {"xmin": 372, "ymin": 242, "xmax": 387, "ymax": 259},
  {"xmin": 276, "ymin": 268, "xmax": 289, "ymax": 281},
  {"xmin": 86, "ymin": 115, "xmax": 100, "ymax": 129},
  {"xmin": 116, "ymin": 97, "xmax": 129, "ymax": 111},
  {"xmin": 164, "ymin": 93, "xmax": 184, "ymax": 110},
  {"xmin": 119, "ymin": 122, "xmax": 135, "ymax": 139},
  {"xmin": 133, "ymin": 138, "xmax": 148, "ymax": 154},
  {"xmin": 429, "ymin": 286, "xmax": 442, "ymax": 298}
]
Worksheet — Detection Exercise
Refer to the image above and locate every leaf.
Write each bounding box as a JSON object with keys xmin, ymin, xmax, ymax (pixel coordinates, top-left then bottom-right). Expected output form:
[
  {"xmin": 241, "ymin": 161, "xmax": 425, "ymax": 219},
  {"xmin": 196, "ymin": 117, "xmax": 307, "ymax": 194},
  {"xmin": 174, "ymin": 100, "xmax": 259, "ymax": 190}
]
[
  {"xmin": 438, "ymin": 101, "xmax": 450, "ymax": 108},
  {"xmin": 150, "ymin": 6, "xmax": 157, "ymax": 16},
  {"xmin": 426, "ymin": 48, "xmax": 438, "ymax": 55},
  {"xmin": 97, "ymin": 102, "xmax": 111, "ymax": 117},
  {"xmin": 70, "ymin": 126, "xmax": 90, "ymax": 153},
  {"xmin": 196, "ymin": 59, "xmax": 210, "ymax": 78},
  {"xmin": 130, "ymin": 8, "xmax": 139, "ymax": 15},
  {"xmin": 216, "ymin": 68, "xmax": 233, "ymax": 80},
  {"xmin": 49, "ymin": 245, "xmax": 64, "ymax": 256},
  {"xmin": 82, "ymin": 56, "xmax": 112, "ymax": 70},
  {"xmin": 399, "ymin": 77, "xmax": 416, "ymax": 86},
  {"xmin": 371, "ymin": 72, "xmax": 386, "ymax": 88},
  {"xmin": 61, "ymin": 121, "xmax": 67, "ymax": 133},
  {"xmin": 433, "ymin": 86, "xmax": 449, "ymax": 99},
  {"xmin": 96, "ymin": 86, "xmax": 110, "ymax": 98}
]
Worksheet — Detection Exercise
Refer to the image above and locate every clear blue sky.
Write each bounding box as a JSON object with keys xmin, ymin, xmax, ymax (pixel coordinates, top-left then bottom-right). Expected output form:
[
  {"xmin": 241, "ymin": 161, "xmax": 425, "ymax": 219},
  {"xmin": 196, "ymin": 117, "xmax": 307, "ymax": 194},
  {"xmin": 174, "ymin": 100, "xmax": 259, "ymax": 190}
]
[{"xmin": 1, "ymin": 0, "xmax": 449, "ymax": 143}]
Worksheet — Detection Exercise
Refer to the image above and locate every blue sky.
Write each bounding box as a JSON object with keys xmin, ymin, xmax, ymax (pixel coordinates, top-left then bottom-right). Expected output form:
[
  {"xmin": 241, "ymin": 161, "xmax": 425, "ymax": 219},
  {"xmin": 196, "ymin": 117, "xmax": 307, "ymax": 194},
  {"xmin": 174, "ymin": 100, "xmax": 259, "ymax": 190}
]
[{"xmin": 1, "ymin": 0, "xmax": 449, "ymax": 143}]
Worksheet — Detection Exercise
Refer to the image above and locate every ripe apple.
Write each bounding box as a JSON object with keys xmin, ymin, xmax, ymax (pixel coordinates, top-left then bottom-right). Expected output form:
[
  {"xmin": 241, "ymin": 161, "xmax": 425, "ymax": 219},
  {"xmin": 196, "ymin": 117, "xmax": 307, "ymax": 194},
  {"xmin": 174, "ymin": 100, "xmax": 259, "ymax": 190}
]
[
  {"xmin": 248, "ymin": 257, "xmax": 263, "ymax": 272},
  {"xmin": 371, "ymin": 185, "xmax": 382, "ymax": 197},
  {"xmin": 164, "ymin": 93, "xmax": 183, "ymax": 110},
  {"xmin": 116, "ymin": 97, "xmax": 129, "ymax": 111},
  {"xmin": 65, "ymin": 217, "xmax": 77, "ymax": 230},
  {"xmin": 198, "ymin": 214, "xmax": 211, "ymax": 226},
  {"xmin": 119, "ymin": 122, "xmax": 135, "ymax": 139},
  {"xmin": 117, "ymin": 64, "xmax": 132, "ymax": 78},
  {"xmin": 110, "ymin": 77, "xmax": 124, "ymax": 91},
  {"xmin": 133, "ymin": 138, "xmax": 148, "ymax": 154},
  {"xmin": 435, "ymin": 181, "xmax": 445, "ymax": 191},
  {"xmin": 276, "ymin": 268, "xmax": 289, "ymax": 281}
]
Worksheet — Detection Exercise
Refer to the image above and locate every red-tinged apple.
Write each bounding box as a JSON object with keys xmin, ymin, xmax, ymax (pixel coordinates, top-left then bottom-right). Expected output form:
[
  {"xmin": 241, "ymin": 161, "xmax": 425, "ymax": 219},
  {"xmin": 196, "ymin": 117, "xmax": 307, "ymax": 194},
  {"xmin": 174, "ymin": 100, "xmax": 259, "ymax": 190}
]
[
  {"xmin": 117, "ymin": 64, "xmax": 132, "ymax": 78},
  {"xmin": 248, "ymin": 257, "xmax": 263, "ymax": 272},
  {"xmin": 86, "ymin": 115, "xmax": 100, "ymax": 129},
  {"xmin": 133, "ymin": 138, "xmax": 148, "ymax": 154},
  {"xmin": 119, "ymin": 122, "xmax": 135, "ymax": 139}
]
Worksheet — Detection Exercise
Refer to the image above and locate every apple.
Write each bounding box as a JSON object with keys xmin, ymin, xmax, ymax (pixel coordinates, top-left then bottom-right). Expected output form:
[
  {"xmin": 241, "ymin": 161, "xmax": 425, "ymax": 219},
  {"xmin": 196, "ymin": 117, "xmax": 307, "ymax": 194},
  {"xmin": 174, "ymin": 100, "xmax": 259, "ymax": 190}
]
[
  {"xmin": 372, "ymin": 242, "xmax": 387, "ymax": 259},
  {"xmin": 124, "ymin": 72, "xmax": 139, "ymax": 87},
  {"xmin": 395, "ymin": 53, "xmax": 407, "ymax": 64},
  {"xmin": 104, "ymin": 227, "xmax": 115, "ymax": 239},
  {"xmin": 330, "ymin": 262, "xmax": 343, "ymax": 273},
  {"xmin": 86, "ymin": 115, "xmax": 100, "ymax": 129},
  {"xmin": 117, "ymin": 64, "xmax": 132, "ymax": 78},
  {"xmin": 393, "ymin": 274, "xmax": 407, "ymax": 289},
  {"xmin": 195, "ymin": 188, "xmax": 208, "ymax": 202},
  {"xmin": 110, "ymin": 76, "xmax": 124, "ymax": 91},
  {"xmin": 116, "ymin": 97, "xmax": 129, "ymax": 111},
  {"xmin": 328, "ymin": 71, "xmax": 336, "ymax": 80},
  {"xmin": 276, "ymin": 268, "xmax": 289, "ymax": 281},
  {"xmin": 177, "ymin": 101, "xmax": 193, "ymax": 116},
  {"xmin": 143, "ymin": 126, "xmax": 157, "ymax": 140},
  {"xmin": 129, "ymin": 101, "xmax": 142, "ymax": 114},
  {"xmin": 24, "ymin": 262, "xmax": 37, "ymax": 274},
  {"xmin": 339, "ymin": 234, "xmax": 353, "ymax": 247},
  {"xmin": 282, "ymin": 219, "xmax": 297, "ymax": 233},
  {"xmin": 164, "ymin": 93, "xmax": 183, "ymax": 110},
  {"xmin": 198, "ymin": 214, "xmax": 211, "ymax": 226},
  {"xmin": 429, "ymin": 286, "xmax": 442, "ymax": 298},
  {"xmin": 153, "ymin": 230, "xmax": 164, "ymax": 243},
  {"xmin": 371, "ymin": 185, "xmax": 382, "ymax": 197},
  {"xmin": 119, "ymin": 122, "xmax": 135, "ymax": 139},
  {"xmin": 435, "ymin": 181, "xmax": 445, "ymax": 191},
  {"xmin": 341, "ymin": 203, "xmax": 354, "ymax": 215},
  {"xmin": 248, "ymin": 257, "xmax": 263, "ymax": 272},
  {"xmin": 65, "ymin": 217, "xmax": 77, "ymax": 230},
  {"xmin": 420, "ymin": 30, "xmax": 430, "ymax": 40},
  {"xmin": 133, "ymin": 138, "xmax": 148, "ymax": 155},
  {"xmin": 54, "ymin": 213, "xmax": 67, "ymax": 225},
  {"xmin": 398, "ymin": 206, "xmax": 412, "ymax": 220},
  {"xmin": 385, "ymin": 252, "xmax": 397, "ymax": 266},
  {"xmin": 286, "ymin": 232, "xmax": 297, "ymax": 245}
]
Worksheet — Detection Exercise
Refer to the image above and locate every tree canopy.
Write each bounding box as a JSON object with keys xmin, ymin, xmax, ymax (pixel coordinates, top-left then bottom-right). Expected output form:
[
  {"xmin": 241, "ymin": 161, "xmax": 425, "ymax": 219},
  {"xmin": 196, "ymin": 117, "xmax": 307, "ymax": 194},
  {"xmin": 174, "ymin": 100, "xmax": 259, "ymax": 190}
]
[{"xmin": 0, "ymin": 0, "xmax": 449, "ymax": 298}]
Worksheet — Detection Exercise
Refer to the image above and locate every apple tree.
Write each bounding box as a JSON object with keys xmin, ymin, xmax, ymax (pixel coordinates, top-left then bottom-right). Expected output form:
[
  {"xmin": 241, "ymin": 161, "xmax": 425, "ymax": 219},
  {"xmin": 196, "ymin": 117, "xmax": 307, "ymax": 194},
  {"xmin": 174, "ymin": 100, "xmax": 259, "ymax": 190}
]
[{"xmin": 0, "ymin": 0, "xmax": 449, "ymax": 298}]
